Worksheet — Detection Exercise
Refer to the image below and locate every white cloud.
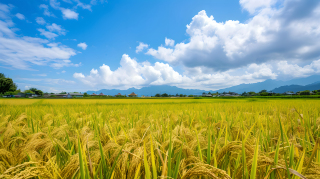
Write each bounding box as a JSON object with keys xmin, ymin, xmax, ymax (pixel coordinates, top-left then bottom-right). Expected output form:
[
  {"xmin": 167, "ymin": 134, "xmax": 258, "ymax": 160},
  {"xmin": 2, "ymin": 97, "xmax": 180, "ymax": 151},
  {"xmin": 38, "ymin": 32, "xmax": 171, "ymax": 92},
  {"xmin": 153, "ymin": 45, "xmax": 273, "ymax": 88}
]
[
  {"xmin": 73, "ymin": 54, "xmax": 188, "ymax": 88},
  {"xmin": 46, "ymin": 23, "xmax": 66, "ymax": 35},
  {"xmin": 36, "ymin": 17, "xmax": 46, "ymax": 25},
  {"xmin": 32, "ymin": 74, "xmax": 47, "ymax": 77},
  {"xmin": 277, "ymin": 60, "xmax": 320, "ymax": 78},
  {"xmin": 39, "ymin": 4, "xmax": 55, "ymax": 17},
  {"xmin": 165, "ymin": 37, "xmax": 174, "ymax": 47},
  {"xmin": 73, "ymin": 54, "xmax": 278, "ymax": 90},
  {"xmin": 0, "ymin": 7, "xmax": 78, "ymax": 70},
  {"xmin": 19, "ymin": 77, "xmax": 76, "ymax": 85},
  {"xmin": 77, "ymin": 42, "xmax": 87, "ymax": 50},
  {"xmin": 136, "ymin": 42, "xmax": 148, "ymax": 53},
  {"xmin": 47, "ymin": 0, "xmax": 79, "ymax": 20},
  {"xmin": 73, "ymin": 72, "xmax": 85, "ymax": 78},
  {"xmin": 61, "ymin": 70, "xmax": 66, "ymax": 73},
  {"xmin": 38, "ymin": 28, "xmax": 58, "ymax": 39},
  {"xmin": 15, "ymin": 13, "xmax": 25, "ymax": 20},
  {"xmin": 74, "ymin": 0, "xmax": 92, "ymax": 11},
  {"xmin": 49, "ymin": 0, "xmax": 60, "ymax": 9},
  {"xmin": 61, "ymin": 8, "xmax": 79, "ymax": 20},
  {"xmin": 239, "ymin": 0, "xmax": 277, "ymax": 14},
  {"xmin": 62, "ymin": 0, "xmax": 73, "ymax": 3},
  {"xmin": 146, "ymin": 1, "xmax": 320, "ymax": 74}
]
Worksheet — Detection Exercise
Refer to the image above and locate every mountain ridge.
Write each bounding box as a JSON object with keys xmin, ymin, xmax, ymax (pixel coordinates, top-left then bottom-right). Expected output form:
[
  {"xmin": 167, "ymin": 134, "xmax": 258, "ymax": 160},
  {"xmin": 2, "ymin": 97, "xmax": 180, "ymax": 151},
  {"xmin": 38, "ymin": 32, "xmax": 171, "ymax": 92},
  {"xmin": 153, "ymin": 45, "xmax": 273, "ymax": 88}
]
[{"xmin": 86, "ymin": 75, "xmax": 320, "ymax": 96}]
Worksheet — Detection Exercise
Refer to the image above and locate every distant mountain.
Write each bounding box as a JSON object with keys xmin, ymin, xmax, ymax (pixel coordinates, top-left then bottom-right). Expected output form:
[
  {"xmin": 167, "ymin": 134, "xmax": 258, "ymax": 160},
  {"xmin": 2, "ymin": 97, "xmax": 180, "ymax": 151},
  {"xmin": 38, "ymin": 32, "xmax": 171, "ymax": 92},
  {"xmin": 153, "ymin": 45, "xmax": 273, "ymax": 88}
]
[
  {"xmin": 87, "ymin": 75, "xmax": 320, "ymax": 96},
  {"xmin": 216, "ymin": 75, "xmax": 320, "ymax": 93},
  {"xmin": 271, "ymin": 82, "xmax": 320, "ymax": 93},
  {"xmin": 87, "ymin": 85, "xmax": 215, "ymax": 96}
]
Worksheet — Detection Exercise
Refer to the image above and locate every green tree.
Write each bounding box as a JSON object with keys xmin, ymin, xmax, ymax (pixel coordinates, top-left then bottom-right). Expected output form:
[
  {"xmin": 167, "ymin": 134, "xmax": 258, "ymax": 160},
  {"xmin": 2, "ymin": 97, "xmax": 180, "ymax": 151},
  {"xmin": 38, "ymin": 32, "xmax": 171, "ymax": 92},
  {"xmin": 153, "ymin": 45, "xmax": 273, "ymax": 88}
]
[
  {"xmin": 161, "ymin": 93, "xmax": 169, "ymax": 97},
  {"xmin": 155, "ymin": 94, "xmax": 161, "ymax": 97},
  {"xmin": 35, "ymin": 90, "xmax": 43, "ymax": 96},
  {"xmin": 248, "ymin": 91, "xmax": 256, "ymax": 96},
  {"xmin": 0, "ymin": 74, "xmax": 17, "ymax": 94},
  {"xmin": 300, "ymin": 90, "xmax": 310, "ymax": 95},
  {"xmin": 83, "ymin": 92, "xmax": 89, "ymax": 97},
  {"xmin": 188, "ymin": 94, "xmax": 194, "ymax": 97},
  {"xmin": 179, "ymin": 94, "xmax": 183, "ymax": 97},
  {"xmin": 260, "ymin": 92, "xmax": 269, "ymax": 96},
  {"xmin": 24, "ymin": 90, "xmax": 34, "ymax": 94},
  {"xmin": 29, "ymin": 88, "xmax": 38, "ymax": 92}
]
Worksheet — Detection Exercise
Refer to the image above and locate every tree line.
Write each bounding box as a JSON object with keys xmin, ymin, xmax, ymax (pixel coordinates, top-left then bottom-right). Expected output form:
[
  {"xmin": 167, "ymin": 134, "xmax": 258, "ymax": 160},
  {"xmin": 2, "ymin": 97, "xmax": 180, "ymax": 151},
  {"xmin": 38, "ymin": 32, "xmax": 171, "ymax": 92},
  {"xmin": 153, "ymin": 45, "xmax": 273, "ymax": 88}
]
[{"xmin": 0, "ymin": 73, "xmax": 43, "ymax": 96}]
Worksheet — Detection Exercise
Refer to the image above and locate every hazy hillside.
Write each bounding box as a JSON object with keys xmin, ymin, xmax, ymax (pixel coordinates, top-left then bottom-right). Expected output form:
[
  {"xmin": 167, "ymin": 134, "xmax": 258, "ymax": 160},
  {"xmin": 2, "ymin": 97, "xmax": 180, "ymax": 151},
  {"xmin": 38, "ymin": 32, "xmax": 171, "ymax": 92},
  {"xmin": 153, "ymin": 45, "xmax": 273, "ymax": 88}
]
[
  {"xmin": 87, "ymin": 75, "xmax": 320, "ymax": 96},
  {"xmin": 271, "ymin": 82, "xmax": 320, "ymax": 93},
  {"xmin": 216, "ymin": 75, "xmax": 320, "ymax": 93},
  {"xmin": 87, "ymin": 85, "xmax": 215, "ymax": 96}
]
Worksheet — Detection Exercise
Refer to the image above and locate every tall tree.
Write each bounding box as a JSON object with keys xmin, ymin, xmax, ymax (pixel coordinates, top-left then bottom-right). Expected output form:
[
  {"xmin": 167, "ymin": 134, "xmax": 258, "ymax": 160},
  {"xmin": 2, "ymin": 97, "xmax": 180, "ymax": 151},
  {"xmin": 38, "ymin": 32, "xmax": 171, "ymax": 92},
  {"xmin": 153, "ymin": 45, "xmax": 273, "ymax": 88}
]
[
  {"xmin": 0, "ymin": 73, "xmax": 17, "ymax": 94},
  {"xmin": 0, "ymin": 73, "xmax": 5, "ymax": 78},
  {"xmin": 0, "ymin": 78, "xmax": 16, "ymax": 94},
  {"xmin": 29, "ymin": 88, "xmax": 38, "ymax": 92}
]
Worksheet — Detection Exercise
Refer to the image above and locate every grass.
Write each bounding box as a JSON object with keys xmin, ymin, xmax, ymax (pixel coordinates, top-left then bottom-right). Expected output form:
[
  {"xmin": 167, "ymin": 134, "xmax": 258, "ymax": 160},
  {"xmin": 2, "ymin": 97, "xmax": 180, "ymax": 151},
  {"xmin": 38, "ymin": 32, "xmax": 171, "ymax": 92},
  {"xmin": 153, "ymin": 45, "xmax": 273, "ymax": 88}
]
[{"xmin": 0, "ymin": 98, "xmax": 319, "ymax": 178}]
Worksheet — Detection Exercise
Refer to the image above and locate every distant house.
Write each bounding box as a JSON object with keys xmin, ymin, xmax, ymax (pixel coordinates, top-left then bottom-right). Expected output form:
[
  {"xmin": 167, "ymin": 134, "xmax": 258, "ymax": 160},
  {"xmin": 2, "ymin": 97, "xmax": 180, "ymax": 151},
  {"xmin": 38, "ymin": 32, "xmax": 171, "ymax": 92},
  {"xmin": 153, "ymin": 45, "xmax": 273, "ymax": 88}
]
[
  {"xmin": 3, "ymin": 95, "xmax": 14, "ymax": 98},
  {"xmin": 115, "ymin": 93, "xmax": 122, "ymax": 97},
  {"xmin": 203, "ymin": 94, "xmax": 213, "ymax": 97},
  {"xmin": 202, "ymin": 93, "xmax": 212, "ymax": 97},
  {"xmin": 25, "ymin": 93, "xmax": 33, "ymax": 98},
  {"xmin": 99, "ymin": 92, "xmax": 105, "ymax": 96},
  {"xmin": 54, "ymin": 94, "xmax": 68, "ymax": 98},
  {"xmin": 17, "ymin": 93, "xmax": 26, "ymax": 97},
  {"xmin": 268, "ymin": 91, "xmax": 276, "ymax": 95},
  {"xmin": 69, "ymin": 92, "xmax": 84, "ymax": 98},
  {"xmin": 284, "ymin": 91, "xmax": 295, "ymax": 95},
  {"xmin": 128, "ymin": 92, "xmax": 137, "ymax": 97},
  {"xmin": 219, "ymin": 92, "xmax": 239, "ymax": 97},
  {"xmin": 91, "ymin": 93, "xmax": 97, "ymax": 96}
]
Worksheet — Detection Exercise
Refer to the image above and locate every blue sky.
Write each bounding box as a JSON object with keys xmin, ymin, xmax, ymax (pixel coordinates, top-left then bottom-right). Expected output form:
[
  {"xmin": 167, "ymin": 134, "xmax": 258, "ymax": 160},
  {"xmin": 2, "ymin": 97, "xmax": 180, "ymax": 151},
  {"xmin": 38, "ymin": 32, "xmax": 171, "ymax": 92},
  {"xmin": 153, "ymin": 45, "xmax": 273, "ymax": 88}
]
[{"xmin": 1, "ymin": 0, "xmax": 320, "ymax": 93}]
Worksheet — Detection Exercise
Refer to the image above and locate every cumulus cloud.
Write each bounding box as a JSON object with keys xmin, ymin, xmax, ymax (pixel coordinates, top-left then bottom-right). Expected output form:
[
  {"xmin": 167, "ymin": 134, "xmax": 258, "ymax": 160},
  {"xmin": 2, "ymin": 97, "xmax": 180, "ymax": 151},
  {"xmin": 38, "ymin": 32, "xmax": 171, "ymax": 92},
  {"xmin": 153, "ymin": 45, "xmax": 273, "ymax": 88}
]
[
  {"xmin": 239, "ymin": 0, "xmax": 277, "ymax": 14},
  {"xmin": 39, "ymin": 4, "xmax": 55, "ymax": 17},
  {"xmin": 46, "ymin": 23, "xmax": 66, "ymax": 35},
  {"xmin": 48, "ymin": 0, "xmax": 79, "ymax": 20},
  {"xmin": 77, "ymin": 42, "xmax": 87, "ymax": 50},
  {"xmin": 0, "ymin": 5, "xmax": 78, "ymax": 70},
  {"xmin": 146, "ymin": 1, "xmax": 320, "ymax": 74},
  {"xmin": 165, "ymin": 37, "xmax": 174, "ymax": 47},
  {"xmin": 74, "ymin": 0, "xmax": 92, "ymax": 11},
  {"xmin": 136, "ymin": 42, "xmax": 148, "ymax": 53},
  {"xmin": 36, "ymin": 17, "xmax": 46, "ymax": 25},
  {"xmin": 73, "ymin": 54, "xmax": 188, "ymax": 88},
  {"xmin": 73, "ymin": 54, "xmax": 279, "ymax": 90},
  {"xmin": 19, "ymin": 77, "xmax": 76, "ymax": 85},
  {"xmin": 277, "ymin": 60, "xmax": 320, "ymax": 78},
  {"xmin": 61, "ymin": 8, "xmax": 79, "ymax": 20},
  {"xmin": 15, "ymin": 13, "xmax": 25, "ymax": 20},
  {"xmin": 38, "ymin": 28, "xmax": 58, "ymax": 39}
]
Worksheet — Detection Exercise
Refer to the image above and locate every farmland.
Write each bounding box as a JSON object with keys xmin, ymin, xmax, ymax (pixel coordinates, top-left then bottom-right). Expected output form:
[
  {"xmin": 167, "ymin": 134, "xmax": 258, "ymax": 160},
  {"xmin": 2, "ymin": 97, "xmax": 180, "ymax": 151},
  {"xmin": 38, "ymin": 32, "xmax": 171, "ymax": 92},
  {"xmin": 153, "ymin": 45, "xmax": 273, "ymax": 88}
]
[{"xmin": 0, "ymin": 98, "xmax": 319, "ymax": 178}]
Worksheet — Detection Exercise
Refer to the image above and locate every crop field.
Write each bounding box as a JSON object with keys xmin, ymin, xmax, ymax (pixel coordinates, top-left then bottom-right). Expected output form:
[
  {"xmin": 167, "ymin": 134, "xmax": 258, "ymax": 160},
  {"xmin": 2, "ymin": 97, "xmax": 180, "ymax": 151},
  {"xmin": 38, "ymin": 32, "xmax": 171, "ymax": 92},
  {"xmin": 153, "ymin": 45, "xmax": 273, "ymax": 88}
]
[{"xmin": 0, "ymin": 98, "xmax": 320, "ymax": 179}]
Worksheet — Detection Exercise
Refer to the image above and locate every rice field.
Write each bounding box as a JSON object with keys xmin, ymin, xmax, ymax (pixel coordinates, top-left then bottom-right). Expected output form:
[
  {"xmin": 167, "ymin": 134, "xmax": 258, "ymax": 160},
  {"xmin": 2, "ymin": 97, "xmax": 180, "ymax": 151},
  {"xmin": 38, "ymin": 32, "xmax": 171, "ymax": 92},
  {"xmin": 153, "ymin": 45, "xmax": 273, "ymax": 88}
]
[{"xmin": 0, "ymin": 98, "xmax": 319, "ymax": 179}]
